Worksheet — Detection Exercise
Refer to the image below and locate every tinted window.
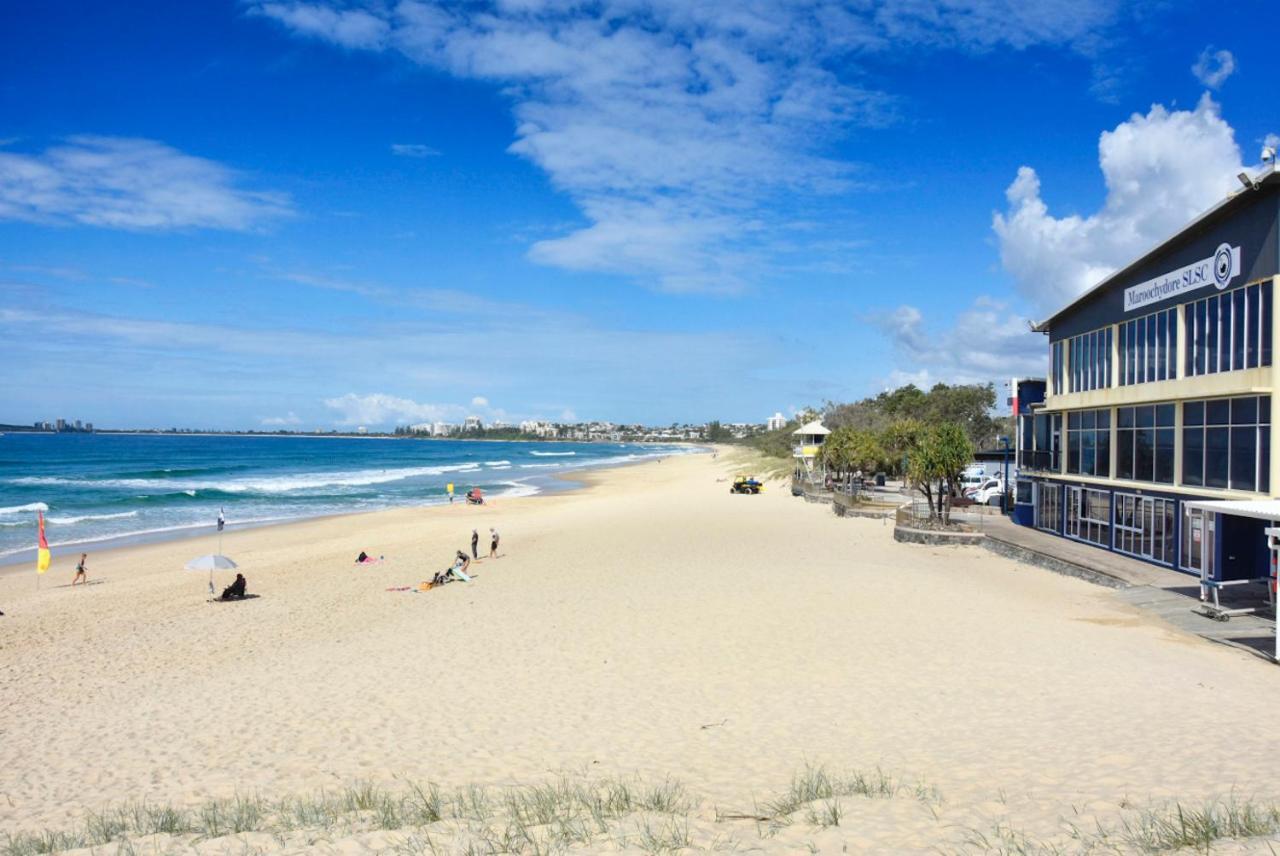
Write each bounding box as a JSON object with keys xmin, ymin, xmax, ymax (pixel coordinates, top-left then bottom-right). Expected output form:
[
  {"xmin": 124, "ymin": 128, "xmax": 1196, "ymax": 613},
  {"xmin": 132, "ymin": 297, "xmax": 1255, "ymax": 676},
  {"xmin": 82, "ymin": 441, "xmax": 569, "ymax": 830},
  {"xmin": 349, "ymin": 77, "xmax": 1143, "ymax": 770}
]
[
  {"xmin": 1232, "ymin": 396, "xmax": 1257, "ymax": 425},
  {"xmin": 1205, "ymin": 427, "xmax": 1229, "ymax": 488},
  {"xmin": 1183, "ymin": 427, "xmax": 1204, "ymax": 486},
  {"xmin": 1231, "ymin": 426, "xmax": 1257, "ymax": 491}
]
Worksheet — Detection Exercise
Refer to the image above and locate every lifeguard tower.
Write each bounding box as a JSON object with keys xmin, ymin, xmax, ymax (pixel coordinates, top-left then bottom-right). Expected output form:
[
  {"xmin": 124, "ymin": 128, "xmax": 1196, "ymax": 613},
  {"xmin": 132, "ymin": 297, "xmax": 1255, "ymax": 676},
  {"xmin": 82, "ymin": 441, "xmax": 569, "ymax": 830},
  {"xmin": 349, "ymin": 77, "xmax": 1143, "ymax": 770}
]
[{"xmin": 792, "ymin": 420, "xmax": 830, "ymax": 474}]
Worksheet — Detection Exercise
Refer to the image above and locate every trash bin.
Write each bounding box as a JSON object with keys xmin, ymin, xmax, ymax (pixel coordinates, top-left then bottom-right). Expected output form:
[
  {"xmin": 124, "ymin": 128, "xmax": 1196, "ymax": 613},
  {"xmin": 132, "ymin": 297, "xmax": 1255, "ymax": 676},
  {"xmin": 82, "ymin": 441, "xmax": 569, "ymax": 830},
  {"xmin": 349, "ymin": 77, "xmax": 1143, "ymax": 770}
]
[{"xmin": 875, "ymin": 472, "xmax": 886, "ymax": 487}]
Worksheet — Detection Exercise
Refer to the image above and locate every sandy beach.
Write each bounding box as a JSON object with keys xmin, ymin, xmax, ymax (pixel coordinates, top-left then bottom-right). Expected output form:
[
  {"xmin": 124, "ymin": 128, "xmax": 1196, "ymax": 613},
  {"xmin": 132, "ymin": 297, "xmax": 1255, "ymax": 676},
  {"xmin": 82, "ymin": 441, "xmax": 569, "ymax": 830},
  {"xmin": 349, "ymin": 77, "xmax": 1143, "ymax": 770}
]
[{"xmin": 3, "ymin": 450, "xmax": 1279, "ymax": 853}]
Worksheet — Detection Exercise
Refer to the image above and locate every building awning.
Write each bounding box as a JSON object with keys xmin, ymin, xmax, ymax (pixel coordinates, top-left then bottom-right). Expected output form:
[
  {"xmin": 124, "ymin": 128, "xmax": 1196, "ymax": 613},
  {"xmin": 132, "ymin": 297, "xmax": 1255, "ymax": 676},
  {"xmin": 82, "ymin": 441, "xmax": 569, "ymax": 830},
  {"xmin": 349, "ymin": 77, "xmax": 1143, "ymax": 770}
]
[
  {"xmin": 1182, "ymin": 499, "xmax": 1280, "ymax": 521},
  {"xmin": 792, "ymin": 420, "xmax": 830, "ymax": 436}
]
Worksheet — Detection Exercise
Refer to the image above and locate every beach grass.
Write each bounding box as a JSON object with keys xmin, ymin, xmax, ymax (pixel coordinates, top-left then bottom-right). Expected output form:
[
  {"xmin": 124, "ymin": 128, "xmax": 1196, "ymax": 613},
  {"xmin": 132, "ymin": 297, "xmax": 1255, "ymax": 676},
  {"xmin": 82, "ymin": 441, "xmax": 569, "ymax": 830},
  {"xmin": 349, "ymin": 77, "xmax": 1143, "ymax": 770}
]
[{"xmin": 6, "ymin": 771, "xmax": 1280, "ymax": 855}]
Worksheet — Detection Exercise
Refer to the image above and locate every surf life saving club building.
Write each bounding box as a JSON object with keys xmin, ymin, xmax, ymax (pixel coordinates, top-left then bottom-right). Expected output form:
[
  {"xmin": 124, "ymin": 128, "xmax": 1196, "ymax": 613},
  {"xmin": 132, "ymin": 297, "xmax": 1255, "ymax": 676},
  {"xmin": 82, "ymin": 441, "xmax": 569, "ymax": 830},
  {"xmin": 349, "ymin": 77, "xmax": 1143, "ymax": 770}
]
[{"xmin": 1020, "ymin": 167, "xmax": 1280, "ymax": 584}]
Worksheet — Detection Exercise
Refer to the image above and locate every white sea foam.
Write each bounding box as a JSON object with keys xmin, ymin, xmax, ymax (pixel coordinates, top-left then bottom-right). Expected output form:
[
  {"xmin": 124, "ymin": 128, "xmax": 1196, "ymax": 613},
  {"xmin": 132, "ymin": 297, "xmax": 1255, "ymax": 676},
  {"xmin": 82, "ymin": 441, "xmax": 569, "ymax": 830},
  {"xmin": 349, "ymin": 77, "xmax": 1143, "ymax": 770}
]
[
  {"xmin": 519, "ymin": 463, "xmax": 563, "ymax": 469},
  {"xmin": 497, "ymin": 480, "xmax": 540, "ymax": 499},
  {"xmin": 9, "ymin": 462, "xmax": 485, "ymax": 494},
  {"xmin": 47, "ymin": 511, "xmax": 139, "ymax": 525},
  {"xmin": 530, "ymin": 450, "xmax": 576, "ymax": 456},
  {"xmin": 484, "ymin": 460, "xmax": 511, "ymax": 466},
  {"xmin": 0, "ymin": 502, "xmax": 49, "ymax": 515}
]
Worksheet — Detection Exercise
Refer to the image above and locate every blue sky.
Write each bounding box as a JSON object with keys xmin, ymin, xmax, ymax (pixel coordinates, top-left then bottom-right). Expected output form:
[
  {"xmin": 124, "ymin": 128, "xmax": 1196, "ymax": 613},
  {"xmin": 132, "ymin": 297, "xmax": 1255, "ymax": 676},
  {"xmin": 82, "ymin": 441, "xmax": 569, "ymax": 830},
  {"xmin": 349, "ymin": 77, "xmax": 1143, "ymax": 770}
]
[{"xmin": 1, "ymin": 1, "xmax": 1276, "ymax": 429}]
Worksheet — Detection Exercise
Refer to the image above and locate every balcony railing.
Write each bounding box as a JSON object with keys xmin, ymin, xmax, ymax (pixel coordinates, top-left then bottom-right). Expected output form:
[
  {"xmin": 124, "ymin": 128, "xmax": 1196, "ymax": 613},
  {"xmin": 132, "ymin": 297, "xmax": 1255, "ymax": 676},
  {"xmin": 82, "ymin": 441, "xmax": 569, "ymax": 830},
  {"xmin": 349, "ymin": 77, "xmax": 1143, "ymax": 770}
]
[{"xmin": 1018, "ymin": 449, "xmax": 1059, "ymax": 472}]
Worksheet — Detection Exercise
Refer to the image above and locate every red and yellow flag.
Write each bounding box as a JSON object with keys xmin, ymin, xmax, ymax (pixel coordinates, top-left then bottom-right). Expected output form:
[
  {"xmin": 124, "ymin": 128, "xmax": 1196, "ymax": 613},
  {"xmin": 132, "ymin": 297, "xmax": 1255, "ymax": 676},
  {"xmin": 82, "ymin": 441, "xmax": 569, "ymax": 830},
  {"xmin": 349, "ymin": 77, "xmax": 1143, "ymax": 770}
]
[{"xmin": 37, "ymin": 511, "xmax": 51, "ymax": 573}]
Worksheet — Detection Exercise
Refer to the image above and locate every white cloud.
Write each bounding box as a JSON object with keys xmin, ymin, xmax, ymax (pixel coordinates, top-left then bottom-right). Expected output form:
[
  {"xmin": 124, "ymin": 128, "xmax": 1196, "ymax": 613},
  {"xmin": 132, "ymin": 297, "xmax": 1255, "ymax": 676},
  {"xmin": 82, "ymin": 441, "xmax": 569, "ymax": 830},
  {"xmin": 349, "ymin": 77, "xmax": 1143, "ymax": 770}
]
[
  {"xmin": 250, "ymin": 1, "xmax": 389, "ymax": 48},
  {"xmin": 261, "ymin": 412, "xmax": 302, "ymax": 426},
  {"xmin": 470, "ymin": 395, "xmax": 489, "ymax": 408},
  {"xmin": 1192, "ymin": 47, "xmax": 1235, "ymax": 89},
  {"xmin": 875, "ymin": 297, "xmax": 1043, "ymax": 386},
  {"xmin": 252, "ymin": 0, "xmax": 1126, "ymax": 293},
  {"xmin": 993, "ymin": 94, "xmax": 1246, "ymax": 316},
  {"xmin": 559, "ymin": 408, "xmax": 576, "ymax": 422},
  {"xmin": 323, "ymin": 393, "xmax": 463, "ymax": 426},
  {"xmin": 0, "ymin": 136, "xmax": 291, "ymax": 231},
  {"xmin": 390, "ymin": 143, "xmax": 440, "ymax": 157}
]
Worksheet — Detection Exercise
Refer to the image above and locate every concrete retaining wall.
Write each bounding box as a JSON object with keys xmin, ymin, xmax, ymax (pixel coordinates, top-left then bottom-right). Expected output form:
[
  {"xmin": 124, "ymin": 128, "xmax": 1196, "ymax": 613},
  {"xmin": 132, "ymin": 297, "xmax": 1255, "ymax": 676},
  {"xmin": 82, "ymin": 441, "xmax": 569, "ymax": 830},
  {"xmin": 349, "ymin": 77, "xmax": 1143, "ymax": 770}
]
[
  {"xmin": 892, "ymin": 524, "xmax": 985, "ymax": 546},
  {"xmin": 980, "ymin": 537, "xmax": 1128, "ymax": 589}
]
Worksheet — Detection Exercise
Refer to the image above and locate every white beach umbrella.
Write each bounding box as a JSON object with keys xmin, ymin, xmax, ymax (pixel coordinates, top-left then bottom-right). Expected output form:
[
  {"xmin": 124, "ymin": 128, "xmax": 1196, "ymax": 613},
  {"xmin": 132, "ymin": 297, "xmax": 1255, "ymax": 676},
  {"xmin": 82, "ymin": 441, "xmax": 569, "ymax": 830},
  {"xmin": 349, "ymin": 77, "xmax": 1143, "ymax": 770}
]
[{"xmin": 185, "ymin": 554, "xmax": 238, "ymax": 593}]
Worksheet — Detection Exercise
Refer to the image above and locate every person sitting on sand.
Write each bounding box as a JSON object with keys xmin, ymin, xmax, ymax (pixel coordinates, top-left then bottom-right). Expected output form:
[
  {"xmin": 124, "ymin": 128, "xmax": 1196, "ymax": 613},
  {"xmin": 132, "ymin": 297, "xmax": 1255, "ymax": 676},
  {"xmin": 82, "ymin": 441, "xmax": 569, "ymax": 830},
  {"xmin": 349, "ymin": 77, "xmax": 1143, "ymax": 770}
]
[
  {"xmin": 432, "ymin": 551, "xmax": 471, "ymax": 586},
  {"xmin": 220, "ymin": 573, "xmax": 247, "ymax": 601},
  {"xmin": 72, "ymin": 553, "xmax": 88, "ymax": 586}
]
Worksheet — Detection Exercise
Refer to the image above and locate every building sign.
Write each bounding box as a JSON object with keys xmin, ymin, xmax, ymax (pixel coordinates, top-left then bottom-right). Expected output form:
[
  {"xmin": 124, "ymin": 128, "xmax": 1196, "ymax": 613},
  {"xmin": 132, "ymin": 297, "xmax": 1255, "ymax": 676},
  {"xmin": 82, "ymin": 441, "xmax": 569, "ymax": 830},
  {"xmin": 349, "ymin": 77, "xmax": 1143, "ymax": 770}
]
[{"xmin": 1124, "ymin": 243, "xmax": 1241, "ymax": 312}]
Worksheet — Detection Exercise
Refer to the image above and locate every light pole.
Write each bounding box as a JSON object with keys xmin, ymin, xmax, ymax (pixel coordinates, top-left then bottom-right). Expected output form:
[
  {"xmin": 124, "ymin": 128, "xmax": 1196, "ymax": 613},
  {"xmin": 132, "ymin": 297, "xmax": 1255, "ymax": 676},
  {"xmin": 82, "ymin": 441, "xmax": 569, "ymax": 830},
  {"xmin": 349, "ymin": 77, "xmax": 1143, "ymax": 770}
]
[{"xmin": 998, "ymin": 435, "xmax": 1011, "ymax": 514}]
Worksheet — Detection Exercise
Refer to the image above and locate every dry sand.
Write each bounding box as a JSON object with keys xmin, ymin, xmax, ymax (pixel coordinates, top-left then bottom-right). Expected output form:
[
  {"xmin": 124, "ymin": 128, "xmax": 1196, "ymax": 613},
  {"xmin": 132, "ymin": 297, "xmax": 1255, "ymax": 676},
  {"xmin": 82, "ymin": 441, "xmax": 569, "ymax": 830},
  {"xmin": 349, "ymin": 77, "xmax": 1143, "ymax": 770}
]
[{"xmin": 2, "ymin": 451, "xmax": 1279, "ymax": 853}]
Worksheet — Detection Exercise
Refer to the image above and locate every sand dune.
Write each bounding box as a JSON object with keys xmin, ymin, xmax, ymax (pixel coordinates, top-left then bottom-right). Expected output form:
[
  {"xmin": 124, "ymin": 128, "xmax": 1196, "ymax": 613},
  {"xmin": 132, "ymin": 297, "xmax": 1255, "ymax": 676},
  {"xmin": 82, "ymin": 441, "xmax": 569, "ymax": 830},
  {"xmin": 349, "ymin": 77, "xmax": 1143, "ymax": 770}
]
[{"xmin": 2, "ymin": 452, "xmax": 1279, "ymax": 852}]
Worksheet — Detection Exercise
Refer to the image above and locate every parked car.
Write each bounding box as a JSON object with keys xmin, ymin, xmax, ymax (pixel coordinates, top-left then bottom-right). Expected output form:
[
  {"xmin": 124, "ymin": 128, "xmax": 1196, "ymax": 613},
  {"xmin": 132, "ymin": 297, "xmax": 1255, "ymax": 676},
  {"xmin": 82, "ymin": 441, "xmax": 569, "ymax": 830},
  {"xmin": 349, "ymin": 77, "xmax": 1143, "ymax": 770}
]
[{"xmin": 966, "ymin": 478, "xmax": 1005, "ymax": 505}]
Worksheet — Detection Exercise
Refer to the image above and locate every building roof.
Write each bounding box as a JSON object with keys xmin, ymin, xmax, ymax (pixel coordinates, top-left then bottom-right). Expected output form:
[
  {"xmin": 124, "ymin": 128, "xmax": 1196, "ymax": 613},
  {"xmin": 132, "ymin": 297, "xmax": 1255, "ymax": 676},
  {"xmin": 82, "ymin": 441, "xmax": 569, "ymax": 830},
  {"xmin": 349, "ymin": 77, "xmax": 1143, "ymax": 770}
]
[
  {"xmin": 792, "ymin": 420, "xmax": 830, "ymax": 436},
  {"xmin": 1182, "ymin": 499, "xmax": 1280, "ymax": 521},
  {"xmin": 1032, "ymin": 166, "xmax": 1279, "ymax": 333}
]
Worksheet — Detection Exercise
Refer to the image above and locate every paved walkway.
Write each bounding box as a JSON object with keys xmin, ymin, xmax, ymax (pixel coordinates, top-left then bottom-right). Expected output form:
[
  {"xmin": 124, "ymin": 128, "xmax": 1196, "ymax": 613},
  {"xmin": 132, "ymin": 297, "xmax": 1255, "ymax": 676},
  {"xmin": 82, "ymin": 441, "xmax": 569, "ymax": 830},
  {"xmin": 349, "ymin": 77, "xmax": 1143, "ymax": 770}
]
[{"xmin": 978, "ymin": 513, "xmax": 1277, "ymax": 663}]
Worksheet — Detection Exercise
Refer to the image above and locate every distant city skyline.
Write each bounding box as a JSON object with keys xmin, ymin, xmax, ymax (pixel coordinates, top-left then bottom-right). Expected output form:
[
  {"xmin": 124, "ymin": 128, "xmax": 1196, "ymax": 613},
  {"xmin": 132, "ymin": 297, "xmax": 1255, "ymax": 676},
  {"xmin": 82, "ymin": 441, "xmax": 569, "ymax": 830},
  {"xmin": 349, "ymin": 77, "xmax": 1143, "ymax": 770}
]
[{"xmin": 1, "ymin": 2, "xmax": 1276, "ymax": 428}]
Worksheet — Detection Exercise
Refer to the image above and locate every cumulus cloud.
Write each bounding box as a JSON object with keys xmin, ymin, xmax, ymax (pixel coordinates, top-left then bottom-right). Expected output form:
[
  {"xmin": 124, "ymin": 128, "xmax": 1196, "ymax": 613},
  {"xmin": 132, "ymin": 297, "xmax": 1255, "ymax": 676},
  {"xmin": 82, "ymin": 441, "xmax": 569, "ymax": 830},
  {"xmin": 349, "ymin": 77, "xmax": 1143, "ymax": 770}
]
[
  {"xmin": 0, "ymin": 136, "xmax": 291, "ymax": 231},
  {"xmin": 1192, "ymin": 47, "xmax": 1235, "ymax": 89},
  {"xmin": 323, "ymin": 392, "xmax": 463, "ymax": 426},
  {"xmin": 390, "ymin": 143, "xmax": 440, "ymax": 157},
  {"xmin": 261, "ymin": 412, "xmax": 302, "ymax": 426},
  {"xmin": 993, "ymin": 94, "xmax": 1247, "ymax": 316},
  {"xmin": 470, "ymin": 395, "xmax": 489, "ymax": 408},
  {"xmin": 252, "ymin": 0, "xmax": 1126, "ymax": 293},
  {"xmin": 250, "ymin": 1, "xmax": 389, "ymax": 48},
  {"xmin": 875, "ymin": 297, "xmax": 1043, "ymax": 386}
]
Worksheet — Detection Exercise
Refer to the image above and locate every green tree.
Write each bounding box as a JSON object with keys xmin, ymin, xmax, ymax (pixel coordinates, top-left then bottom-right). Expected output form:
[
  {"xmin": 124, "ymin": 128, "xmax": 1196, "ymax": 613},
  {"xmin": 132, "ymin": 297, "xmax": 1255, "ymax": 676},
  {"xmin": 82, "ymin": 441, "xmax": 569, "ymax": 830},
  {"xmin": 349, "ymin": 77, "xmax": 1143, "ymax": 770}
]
[
  {"xmin": 906, "ymin": 422, "xmax": 974, "ymax": 523},
  {"xmin": 705, "ymin": 421, "xmax": 733, "ymax": 442}
]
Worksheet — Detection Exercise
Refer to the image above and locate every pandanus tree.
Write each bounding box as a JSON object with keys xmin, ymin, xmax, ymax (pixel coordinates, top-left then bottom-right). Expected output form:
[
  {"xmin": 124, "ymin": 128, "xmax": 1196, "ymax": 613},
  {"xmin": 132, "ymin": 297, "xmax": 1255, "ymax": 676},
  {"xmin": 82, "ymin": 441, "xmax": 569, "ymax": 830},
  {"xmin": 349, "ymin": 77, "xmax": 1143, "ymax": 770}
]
[{"xmin": 905, "ymin": 422, "xmax": 973, "ymax": 523}]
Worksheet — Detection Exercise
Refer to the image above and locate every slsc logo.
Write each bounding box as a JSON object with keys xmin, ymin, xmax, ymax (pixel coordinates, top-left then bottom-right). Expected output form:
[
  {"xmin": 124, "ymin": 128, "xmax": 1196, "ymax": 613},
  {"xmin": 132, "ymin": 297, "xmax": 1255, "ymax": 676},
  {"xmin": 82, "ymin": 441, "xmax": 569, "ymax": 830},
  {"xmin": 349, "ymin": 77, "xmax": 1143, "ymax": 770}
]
[{"xmin": 1214, "ymin": 243, "xmax": 1235, "ymax": 289}]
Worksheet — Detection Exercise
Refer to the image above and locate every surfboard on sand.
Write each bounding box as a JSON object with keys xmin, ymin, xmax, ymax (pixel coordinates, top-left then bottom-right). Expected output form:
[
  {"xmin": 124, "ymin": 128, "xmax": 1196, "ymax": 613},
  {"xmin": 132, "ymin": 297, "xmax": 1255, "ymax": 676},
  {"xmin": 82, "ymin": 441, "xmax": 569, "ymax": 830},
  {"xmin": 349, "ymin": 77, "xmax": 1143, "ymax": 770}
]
[{"xmin": 452, "ymin": 566, "xmax": 472, "ymax": 582}]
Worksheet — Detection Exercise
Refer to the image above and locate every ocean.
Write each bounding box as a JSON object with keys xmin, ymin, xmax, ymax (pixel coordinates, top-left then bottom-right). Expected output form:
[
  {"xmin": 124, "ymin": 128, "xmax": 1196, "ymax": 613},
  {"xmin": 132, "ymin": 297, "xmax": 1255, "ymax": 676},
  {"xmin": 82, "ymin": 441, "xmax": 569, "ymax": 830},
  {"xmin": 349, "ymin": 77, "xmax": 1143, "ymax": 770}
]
[{"xmin": 0, "ymin": 433, "xmax": 692, "ymax": 565}]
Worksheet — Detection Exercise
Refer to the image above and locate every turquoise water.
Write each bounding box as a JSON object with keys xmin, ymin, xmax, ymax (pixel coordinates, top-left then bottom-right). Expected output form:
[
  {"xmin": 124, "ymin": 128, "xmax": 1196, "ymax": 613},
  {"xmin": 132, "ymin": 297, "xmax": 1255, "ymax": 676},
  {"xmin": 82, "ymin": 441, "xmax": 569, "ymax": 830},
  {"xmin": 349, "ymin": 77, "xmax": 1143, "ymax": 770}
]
[{"xmin": 0, "ymin": 434, "xmax": 690, "ymax": 563}]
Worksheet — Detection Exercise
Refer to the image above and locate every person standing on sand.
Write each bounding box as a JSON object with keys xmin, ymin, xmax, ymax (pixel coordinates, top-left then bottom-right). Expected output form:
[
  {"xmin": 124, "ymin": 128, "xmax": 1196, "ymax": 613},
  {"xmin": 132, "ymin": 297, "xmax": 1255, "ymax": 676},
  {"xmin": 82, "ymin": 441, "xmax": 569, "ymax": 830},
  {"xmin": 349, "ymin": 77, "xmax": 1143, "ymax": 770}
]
[
  {"xmin": 489, "ymin": 527, "xmax": 500, "ymax": 559},
  {"xmin": 471, "ymin": 529, "xmax": 479, "ymax": 559},
  {"xmin": 72, "ymin": 553, "xmax": 88, "ymax": 586}
]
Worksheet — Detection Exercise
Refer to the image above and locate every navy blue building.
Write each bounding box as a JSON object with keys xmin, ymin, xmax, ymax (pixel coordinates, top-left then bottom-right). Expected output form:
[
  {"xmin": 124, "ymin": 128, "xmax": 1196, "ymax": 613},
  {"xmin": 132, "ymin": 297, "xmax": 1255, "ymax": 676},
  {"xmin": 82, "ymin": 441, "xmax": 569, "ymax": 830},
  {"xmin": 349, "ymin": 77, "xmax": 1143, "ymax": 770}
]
[{"xmin": 1019, "ymin": 168, "xmax": 1280, "ymax": 584}]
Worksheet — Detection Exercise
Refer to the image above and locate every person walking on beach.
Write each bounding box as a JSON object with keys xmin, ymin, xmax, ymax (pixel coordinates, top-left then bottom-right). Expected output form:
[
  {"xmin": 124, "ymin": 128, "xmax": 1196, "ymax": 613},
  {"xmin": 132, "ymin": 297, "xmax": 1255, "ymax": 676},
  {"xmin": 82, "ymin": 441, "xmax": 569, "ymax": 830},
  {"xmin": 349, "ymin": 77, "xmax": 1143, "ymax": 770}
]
[
  {"xmin": 72, "ymin": 553, "xmax": 88, "ymax": 586},
  {"xmin": 470, "ymin": 528, "xmax": 479, "ymax": 560},
  {"xmin": 489, "ymin": 527, "xmax": 500, "ymax": 559}
]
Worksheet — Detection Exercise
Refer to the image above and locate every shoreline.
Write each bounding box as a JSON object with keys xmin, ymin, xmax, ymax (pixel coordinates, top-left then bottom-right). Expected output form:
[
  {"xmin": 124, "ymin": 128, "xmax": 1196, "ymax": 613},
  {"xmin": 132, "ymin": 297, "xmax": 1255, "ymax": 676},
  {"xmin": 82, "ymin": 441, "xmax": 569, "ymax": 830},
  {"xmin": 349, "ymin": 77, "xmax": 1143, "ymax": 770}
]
[{"xmin": 0, "ymin": 451, "xmax": 691, "ymax": 578}]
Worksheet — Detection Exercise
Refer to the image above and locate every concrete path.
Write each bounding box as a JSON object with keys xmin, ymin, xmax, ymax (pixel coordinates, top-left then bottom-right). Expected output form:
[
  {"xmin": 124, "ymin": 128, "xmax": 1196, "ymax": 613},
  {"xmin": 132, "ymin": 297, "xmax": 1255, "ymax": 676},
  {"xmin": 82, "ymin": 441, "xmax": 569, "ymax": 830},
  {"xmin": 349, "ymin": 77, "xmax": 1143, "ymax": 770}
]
[{"xmin": 979, "ymin": 513, "xmax": 1278, "ymax": 663}]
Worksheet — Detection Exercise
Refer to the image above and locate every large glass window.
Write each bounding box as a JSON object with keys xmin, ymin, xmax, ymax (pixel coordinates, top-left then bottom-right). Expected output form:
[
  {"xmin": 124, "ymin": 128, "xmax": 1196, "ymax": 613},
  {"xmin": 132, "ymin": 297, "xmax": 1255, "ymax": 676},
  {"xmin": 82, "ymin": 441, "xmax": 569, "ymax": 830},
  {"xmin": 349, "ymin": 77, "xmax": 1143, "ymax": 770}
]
[
  {"xmin": 1119, "ymin": 307, "xmax": 1176, "ymax": 385},
  {"xmin": 1067, "ymin": 327, "xmax": 1112, "ymax": 392},
  {"xmin": 1181, "ymin": 395, "xmax": 1271, "ymax": 492},
  {"xmin": 1026, "ymin": 412, "xmax": 1062, "ymax": 471},
  {"xmin": 1116, "ymin": 404, "xmax": 1175, "ymax": 484},
  {"xmin": 1114, "ymin": 494, "xmax": 1176, "ymax": 565},
  {"xmin": 1184, "ymin": 282, "xmax": 1272, "ymax": 377},
  {"xmin": 1067, "ymin": 409, "xmax": 1111, "ymax": 477},
  {"xmin": 1035, "ymin": 482, "xmax": 1061, "ymax": 532},
  {"xmin": 1051, "ymin": 341, "xmax": 1065, "ymax": 395},
  {"xmin": 1066, "ymin": 486, "xmax": 1110, "ymax": 546}
]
